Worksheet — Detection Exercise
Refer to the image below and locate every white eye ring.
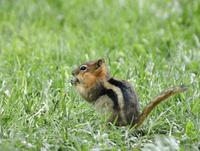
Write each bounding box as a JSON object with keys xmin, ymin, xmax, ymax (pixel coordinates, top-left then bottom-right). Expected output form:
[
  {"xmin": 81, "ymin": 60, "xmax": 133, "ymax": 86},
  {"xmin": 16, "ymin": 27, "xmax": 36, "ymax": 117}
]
[{"xmin": 80, "ymin": 65, "xmax": 87, "ymax": 71}]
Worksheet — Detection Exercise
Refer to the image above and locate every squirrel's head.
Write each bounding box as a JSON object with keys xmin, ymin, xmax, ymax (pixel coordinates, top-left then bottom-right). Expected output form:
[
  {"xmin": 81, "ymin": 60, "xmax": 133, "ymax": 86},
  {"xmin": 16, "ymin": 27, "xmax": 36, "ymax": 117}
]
[{"xmin": 71, "ymin": 59, "xmax": 110, "ymax": 89}]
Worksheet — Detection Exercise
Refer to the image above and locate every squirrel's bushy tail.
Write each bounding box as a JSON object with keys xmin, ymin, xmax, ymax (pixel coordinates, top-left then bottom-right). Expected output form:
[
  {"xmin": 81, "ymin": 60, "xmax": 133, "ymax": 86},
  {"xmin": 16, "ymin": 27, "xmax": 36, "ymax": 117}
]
[{"xmin": 134, "ymin": 86, "xmax": 187, "ymax": 128}]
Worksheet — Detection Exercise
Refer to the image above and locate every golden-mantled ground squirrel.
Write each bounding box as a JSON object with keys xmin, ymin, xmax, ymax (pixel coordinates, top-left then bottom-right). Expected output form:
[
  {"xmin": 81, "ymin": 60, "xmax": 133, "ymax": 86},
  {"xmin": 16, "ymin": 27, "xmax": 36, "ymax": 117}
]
[{"xmin": 71, "ymin": 59, "xmax": 187, "ymax": 128}]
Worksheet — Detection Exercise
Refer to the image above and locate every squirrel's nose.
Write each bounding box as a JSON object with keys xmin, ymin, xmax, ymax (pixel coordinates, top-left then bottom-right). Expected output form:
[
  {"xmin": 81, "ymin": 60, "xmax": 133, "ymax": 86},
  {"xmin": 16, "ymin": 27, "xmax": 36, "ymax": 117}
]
[
  {"xmin": 70, "ymin": 77, "xmax": 79, "ymax": 85},
  {"xmin": 72, "ymin": 70, "xmax": 76, "ymax": 76},
  {"xmin": 70, "ymin": 78, "xmax": 75, "ymax": 85}
]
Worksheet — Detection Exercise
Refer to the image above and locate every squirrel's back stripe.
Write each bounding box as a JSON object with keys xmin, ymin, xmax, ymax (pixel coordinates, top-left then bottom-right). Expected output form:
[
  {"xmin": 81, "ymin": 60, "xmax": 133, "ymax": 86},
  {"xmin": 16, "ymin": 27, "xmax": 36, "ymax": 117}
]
[
  {"xmin": 103, "ymin": 81, "xmax": 127, "ymax": 124},
  {"xmin": 97, "ymin": 88, "xmax": 119, "ymax": 110},
  {"xmin": 108, "ymin": 78, "xmax": 138, "ymax": 107},
  {"xmin": 108, "ymin": 78, "xmax": 130, "ymax": 104}
]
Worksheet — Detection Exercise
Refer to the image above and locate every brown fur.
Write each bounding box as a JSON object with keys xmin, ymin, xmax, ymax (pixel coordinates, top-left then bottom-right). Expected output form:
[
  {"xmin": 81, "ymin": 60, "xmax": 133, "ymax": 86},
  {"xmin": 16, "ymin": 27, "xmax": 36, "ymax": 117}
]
[{"xmin": 71, "ymin": 59, "xmax": 187, "ymax": 128}]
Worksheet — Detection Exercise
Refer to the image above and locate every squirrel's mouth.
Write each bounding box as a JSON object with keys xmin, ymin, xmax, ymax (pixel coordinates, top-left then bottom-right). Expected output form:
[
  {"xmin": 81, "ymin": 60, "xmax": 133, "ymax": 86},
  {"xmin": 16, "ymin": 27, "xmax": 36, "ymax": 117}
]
[{"xmin": 70, "ymin": 77, "xmax": 80, "ymax": 86}]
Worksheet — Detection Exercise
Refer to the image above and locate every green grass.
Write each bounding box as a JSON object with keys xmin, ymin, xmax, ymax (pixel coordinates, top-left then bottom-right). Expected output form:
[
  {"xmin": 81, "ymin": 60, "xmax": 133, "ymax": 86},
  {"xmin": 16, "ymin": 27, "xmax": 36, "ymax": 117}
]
[{"xmin": 0, "ymin": 0, "xmax": 200, "ymax": 150}]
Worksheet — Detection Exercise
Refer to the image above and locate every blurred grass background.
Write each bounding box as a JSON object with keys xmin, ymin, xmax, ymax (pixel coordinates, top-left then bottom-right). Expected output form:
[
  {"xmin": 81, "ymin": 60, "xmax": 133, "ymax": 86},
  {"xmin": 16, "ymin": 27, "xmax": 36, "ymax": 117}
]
[{"xmin": 0, "ymin": 0, "xmax": 199, "ymax": 150}]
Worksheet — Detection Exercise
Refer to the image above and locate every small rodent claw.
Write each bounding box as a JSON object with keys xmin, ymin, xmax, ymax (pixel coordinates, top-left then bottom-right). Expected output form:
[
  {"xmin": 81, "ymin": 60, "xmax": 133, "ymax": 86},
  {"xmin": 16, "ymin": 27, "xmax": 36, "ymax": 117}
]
[{"xmin": 70, "ymin": 77, "xmax": 79, "ymax": 85}]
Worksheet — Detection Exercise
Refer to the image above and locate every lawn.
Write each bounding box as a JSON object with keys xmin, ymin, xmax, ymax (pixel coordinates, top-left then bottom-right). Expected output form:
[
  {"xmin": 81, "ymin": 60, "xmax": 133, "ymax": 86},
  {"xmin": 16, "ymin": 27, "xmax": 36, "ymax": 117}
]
[{"xmin": 0, "ymin": 0, "xmax": 199, "ymax": 150}]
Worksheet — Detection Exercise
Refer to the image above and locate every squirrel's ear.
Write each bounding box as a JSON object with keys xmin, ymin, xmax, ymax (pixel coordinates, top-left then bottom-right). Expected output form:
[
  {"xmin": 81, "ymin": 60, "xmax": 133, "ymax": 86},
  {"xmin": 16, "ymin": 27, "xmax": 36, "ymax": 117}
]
[{"xmin": 96, "ymin": 58, "xmax": 105, "ymax": 68}]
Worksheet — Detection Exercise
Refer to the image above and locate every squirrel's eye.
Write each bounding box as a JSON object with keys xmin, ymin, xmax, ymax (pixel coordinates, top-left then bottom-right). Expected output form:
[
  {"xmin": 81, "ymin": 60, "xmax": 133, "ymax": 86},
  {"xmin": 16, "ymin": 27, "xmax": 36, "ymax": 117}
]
[{"xmin": 80, "ymin": 65, "xmax": 87, "ymax": 71}]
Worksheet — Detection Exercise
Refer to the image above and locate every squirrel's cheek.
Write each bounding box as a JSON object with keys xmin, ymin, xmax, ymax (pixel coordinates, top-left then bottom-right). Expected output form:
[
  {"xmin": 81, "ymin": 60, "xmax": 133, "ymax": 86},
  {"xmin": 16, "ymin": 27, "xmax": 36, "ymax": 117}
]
[{"xmin": 82, "ymin": 74, "xmax": 96, "ymax": 87}]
